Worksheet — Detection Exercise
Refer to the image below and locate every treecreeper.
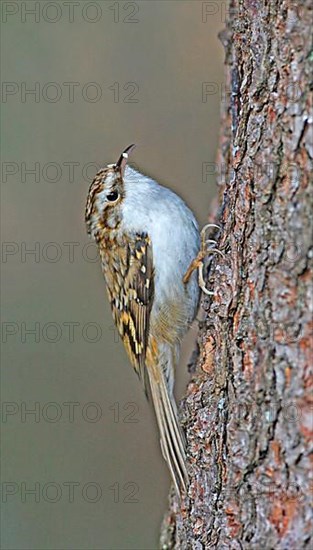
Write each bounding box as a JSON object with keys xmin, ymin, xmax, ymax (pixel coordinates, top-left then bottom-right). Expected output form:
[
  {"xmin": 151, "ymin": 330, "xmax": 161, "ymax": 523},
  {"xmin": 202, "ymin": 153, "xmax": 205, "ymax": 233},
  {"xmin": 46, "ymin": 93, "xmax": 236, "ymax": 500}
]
[{"xmin": 85, "ymin": 144, "xmax": 220, "ymax": 495}]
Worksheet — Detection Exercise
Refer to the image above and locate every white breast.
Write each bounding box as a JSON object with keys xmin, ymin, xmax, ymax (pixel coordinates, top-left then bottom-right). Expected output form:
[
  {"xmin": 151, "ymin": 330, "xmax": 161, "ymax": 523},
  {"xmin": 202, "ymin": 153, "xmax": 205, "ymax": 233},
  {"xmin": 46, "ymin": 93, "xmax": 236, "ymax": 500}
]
[{"xmin": 120, "ymin": 166, "xmax": 200, "ymax": 325}]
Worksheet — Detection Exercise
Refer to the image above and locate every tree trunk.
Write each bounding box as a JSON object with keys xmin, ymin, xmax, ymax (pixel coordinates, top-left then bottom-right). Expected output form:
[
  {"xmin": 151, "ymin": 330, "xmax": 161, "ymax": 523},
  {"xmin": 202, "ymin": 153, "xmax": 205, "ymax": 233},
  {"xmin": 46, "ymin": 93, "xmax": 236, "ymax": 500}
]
[{"xmin": 160, "ymin": 1, "xmax": 312, "ymax": 548}]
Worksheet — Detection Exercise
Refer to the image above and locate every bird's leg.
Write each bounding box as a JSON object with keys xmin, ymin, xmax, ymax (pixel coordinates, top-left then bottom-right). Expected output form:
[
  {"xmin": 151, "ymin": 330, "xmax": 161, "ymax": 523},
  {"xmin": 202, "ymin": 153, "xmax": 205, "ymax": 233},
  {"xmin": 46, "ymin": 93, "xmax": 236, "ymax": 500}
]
[{"xmin": 183, "ymin": 224, "xmax": 224, "ymax": 296}]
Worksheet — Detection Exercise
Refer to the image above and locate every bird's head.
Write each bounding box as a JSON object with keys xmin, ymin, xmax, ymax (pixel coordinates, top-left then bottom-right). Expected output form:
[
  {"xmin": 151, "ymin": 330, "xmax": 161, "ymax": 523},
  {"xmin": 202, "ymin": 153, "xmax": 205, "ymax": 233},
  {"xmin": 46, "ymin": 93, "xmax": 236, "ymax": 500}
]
[{"xmin": 85, "ymin": 144, "xmax": 136, "ymax": 239}]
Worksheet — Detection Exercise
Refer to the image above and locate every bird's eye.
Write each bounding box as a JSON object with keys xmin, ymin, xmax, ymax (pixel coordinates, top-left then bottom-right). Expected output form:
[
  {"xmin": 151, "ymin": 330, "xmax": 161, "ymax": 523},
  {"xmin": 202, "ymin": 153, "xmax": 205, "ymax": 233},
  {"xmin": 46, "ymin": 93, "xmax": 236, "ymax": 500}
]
[{"xmin": 107, "ymin": 190, "xmax": 119, "ymax": 202}]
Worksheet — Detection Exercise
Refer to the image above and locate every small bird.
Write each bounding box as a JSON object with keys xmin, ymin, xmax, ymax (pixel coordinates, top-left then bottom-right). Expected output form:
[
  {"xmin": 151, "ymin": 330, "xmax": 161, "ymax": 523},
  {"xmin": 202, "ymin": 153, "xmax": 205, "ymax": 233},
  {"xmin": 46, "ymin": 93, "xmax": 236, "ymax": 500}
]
[{"xmin": 85, "ymin": 145, "xmax": 217, "ymax": 494}]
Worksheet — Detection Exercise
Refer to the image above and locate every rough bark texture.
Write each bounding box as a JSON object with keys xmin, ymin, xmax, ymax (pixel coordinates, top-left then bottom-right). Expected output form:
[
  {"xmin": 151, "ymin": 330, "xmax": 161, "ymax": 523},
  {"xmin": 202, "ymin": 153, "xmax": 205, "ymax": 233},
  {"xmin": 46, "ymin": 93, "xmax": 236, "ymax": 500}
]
[{"xmin": 160, "ymin": 1, "xmax": 312, "ymax": 548}]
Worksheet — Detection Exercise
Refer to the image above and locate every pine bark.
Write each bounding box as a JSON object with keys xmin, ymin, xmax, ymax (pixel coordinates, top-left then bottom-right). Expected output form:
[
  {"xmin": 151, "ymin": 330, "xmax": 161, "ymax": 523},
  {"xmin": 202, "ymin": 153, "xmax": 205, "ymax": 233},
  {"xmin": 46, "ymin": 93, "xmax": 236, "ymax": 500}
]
[{"xmin": 160, "ymin": 1, "xmax": 313, "ymax": 548}]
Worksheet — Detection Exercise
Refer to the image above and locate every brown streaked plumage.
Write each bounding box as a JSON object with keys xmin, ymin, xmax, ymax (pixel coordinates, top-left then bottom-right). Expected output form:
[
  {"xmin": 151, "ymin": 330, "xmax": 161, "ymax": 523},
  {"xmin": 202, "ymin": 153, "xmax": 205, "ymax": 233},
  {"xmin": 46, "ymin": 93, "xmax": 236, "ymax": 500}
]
[{"xmin": 99, "ymin": 231, "xmax": 154, "ymax": 392}]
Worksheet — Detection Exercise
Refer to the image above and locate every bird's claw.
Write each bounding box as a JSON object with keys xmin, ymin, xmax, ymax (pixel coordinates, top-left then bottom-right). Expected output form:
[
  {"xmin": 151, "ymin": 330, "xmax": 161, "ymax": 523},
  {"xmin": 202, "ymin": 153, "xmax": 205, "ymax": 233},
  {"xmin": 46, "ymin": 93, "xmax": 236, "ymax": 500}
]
[{"xmin": 183, "ymin": 223, "xmax": 224, "ymax": 296}]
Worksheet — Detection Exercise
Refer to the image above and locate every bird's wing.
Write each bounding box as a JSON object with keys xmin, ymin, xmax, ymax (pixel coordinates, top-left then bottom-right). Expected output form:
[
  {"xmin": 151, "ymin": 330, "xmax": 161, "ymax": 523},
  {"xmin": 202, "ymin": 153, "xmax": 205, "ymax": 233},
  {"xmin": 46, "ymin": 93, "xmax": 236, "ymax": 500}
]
[{"xmin": 105, "ymin": 233, "xmax": 154, "ymax": 392}]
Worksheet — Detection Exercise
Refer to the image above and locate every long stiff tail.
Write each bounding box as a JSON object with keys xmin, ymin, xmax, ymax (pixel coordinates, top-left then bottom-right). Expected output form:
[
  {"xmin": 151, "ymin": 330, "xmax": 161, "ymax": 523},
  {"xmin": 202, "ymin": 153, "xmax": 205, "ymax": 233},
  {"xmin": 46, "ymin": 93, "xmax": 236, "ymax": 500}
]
[{"xmin": 147, "ymin": 366, "xmax": 189, "ymax": 495}]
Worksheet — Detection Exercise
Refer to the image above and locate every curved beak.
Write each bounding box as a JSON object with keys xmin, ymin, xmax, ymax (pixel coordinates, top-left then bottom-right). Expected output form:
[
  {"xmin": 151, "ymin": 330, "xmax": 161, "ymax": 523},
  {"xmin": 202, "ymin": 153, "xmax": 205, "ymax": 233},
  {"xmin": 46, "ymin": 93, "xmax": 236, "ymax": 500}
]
[{"xmin": 115, "ymin": 144, "xmax": 136, "ymax": 176}]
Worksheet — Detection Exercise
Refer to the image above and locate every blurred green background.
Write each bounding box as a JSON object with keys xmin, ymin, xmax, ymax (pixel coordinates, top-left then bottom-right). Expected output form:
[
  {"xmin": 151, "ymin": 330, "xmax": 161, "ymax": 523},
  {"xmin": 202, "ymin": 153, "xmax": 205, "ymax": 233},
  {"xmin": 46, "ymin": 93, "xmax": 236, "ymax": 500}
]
[{"xmin": 1, "ymin": 1, "xmax": 224, "ymax": 548}]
